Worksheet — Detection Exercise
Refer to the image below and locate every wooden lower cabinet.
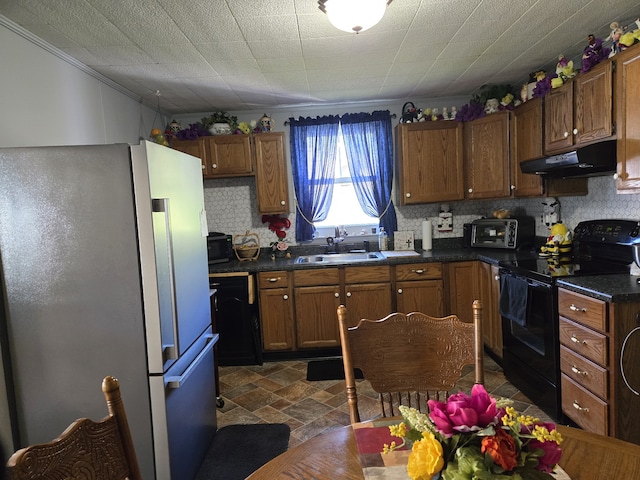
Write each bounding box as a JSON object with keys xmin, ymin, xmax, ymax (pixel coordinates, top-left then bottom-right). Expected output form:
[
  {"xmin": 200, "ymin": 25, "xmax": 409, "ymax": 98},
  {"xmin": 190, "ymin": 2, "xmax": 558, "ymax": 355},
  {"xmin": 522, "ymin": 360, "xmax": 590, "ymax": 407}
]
[
  {"xmin": 395, "ymin": 262, "xmax": 443, "ymax": 316},
  {"xmin": 446, "ymin": 261, "xmax": 480, "ymax": 322},
  {"xmin": 478, "ymin": 262, "xmax": 502, "ymax": 358},
  {"xmin": 257, "ymin": 271, "xmax": 295, "ymax": 351},
  {"xmin": 343, "ymin": 266, "xmax": 393, "ymax": 327},
  {"xmin": 558, "ymin": 287, "xmax": 640, "ymax": 444}
]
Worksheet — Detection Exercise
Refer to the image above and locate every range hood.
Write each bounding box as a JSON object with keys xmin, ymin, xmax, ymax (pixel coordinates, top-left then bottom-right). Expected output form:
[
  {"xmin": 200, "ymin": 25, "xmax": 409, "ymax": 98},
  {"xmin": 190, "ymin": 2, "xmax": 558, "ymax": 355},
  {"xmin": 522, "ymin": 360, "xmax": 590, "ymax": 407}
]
[{"xmin": 520, "ymin": 140, "xmax": 617, "ymax": 178}]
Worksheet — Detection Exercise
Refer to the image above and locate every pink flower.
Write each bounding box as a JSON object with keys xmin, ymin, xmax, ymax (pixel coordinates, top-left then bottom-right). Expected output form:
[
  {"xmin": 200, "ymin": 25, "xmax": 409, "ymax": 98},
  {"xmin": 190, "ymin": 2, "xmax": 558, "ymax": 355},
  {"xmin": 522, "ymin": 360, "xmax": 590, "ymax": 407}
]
[{"xmin": 428, "ymin": 384, "xmax": 502, "ymax": 437}]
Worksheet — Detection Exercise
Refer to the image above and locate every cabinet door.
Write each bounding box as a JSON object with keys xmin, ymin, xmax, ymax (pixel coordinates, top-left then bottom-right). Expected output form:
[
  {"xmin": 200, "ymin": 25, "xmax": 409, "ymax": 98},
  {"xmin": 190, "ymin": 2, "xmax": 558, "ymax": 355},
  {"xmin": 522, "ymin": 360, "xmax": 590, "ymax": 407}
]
[
  {"xmin": 616, "ymin": 46, "xmax": 640, "ymax": 193},
  {"xmin": 464, "ymin": 112, "xmax": 510, "ymax": 199},
  {"xmin": 171, "ymin": 139, "xmax": 208, "ymax": 176},
  {"xmin": 344, "ymin": 283, "xmax": 393, "ymax": 328},
  {"xmin": 544, "ymin": 81, "xmax": 574, "ymax": 154},
  {"xmin": 254, "ymin": 132, "xmax": 290, "ymax": 214},
  {"xmin": 259, "ymin": 287, "xmax": 295, "ymax": 351},
  {"xmin": 396, "ymin": 122, "xmax": 464, "ymax": 204},
  {"xmin": 446, "ymin": 261, "xmax": 479, "ymax": 322},
  {"xmin": 396, "ymin": 279, "xmax": 444, "ymax": 316},
  {"xmin": 478, "ymin": 262, "xmax": 502, "ymax": 358},
  {"xmin": 202, "ymin": 135, "xmax": 253, "ymax": 177},
  {"xmin": 294, "ymin": 285, "xmax": 341, "ymax": 348},
  {"xmin": 574, "ymin": 60, "xmax": 613, "ymax": 147},
  {"xmin": 510, "ymin": 98, "xmax": 544, "ymax": 197}
]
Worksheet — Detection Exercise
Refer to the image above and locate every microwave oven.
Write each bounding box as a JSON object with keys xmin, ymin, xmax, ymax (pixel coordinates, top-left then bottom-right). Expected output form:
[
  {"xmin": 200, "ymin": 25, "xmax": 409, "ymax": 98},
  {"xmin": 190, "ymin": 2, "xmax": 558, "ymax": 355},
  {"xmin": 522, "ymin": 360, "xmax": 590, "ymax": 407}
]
[
  {"xmin": 207, "ymin": 232, "xmax": 234, "ymax": 264},
  {"xmin": 470, "ymin": 217, "xmax": 535, "ymax": 249}
]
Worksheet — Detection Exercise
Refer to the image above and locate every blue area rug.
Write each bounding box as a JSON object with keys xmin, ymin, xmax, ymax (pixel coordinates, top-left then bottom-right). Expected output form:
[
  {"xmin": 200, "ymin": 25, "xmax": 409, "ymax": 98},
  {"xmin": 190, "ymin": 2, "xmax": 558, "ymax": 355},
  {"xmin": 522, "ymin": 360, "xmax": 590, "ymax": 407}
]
[{"xmin": 195, "ymin": 423, "xmax": 290, "ymax": 480}]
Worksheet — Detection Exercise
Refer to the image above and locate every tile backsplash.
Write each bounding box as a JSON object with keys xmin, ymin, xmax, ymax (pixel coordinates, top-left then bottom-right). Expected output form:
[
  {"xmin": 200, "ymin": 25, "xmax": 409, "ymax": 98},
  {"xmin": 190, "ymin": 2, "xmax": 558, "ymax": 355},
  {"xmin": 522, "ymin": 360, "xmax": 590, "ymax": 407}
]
[{"xmin": 204, "ymin": 175, "xmax": 640, "ymax": 247}]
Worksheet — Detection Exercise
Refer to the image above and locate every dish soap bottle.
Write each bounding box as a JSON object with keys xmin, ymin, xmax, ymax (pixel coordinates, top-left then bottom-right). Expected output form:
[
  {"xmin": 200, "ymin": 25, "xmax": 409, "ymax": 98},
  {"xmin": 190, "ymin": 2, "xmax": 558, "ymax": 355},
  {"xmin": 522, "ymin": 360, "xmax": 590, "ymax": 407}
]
[{"xmin": 378, "ymin": 227, "xmax": 388, "ymax": 251}]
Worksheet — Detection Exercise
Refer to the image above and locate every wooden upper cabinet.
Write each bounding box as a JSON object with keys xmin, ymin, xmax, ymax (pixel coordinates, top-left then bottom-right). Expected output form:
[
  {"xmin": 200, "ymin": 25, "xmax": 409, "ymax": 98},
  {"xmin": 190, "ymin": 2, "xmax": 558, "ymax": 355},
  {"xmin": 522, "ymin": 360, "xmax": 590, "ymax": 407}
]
[
  {"xmin": 201, "ymin": 134, "xmax": 253, "ymax": 177},
  {"xmin": 464, "ymin": 111, "xmax": 510, "ymax": 199},
  {"xmin": 575, "ymin": 60, "xmax": 614, "ymax": 146},
  {"xmin": 616, "ymin": 44, "xmax": 640, "ymax": 193},
  {"xmin": 396, "ymin": 121, "xmax": 464, "ymax": 205},
  {"xmin": 545, "ymin": 60, "xmax": 614, "ymax": 155},
  {"xmin": 254, "ymin": 132, "xmax": 290, "ymax": 215},
  {"xmin": 510, "ymin": 98, "xmax": 544, "ymax": 197},
  {"xmin": 544, "ymin": 80, "xmax": 575, "ymax": 153}
]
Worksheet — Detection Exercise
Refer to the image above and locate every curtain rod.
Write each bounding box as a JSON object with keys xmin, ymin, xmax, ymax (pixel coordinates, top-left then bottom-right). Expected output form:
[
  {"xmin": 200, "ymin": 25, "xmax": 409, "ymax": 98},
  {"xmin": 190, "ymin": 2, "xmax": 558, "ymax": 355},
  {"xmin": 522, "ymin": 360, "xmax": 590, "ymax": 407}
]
[{"xmin": 284, "ymin": 112, "xmax": 396, "ymax": 126}]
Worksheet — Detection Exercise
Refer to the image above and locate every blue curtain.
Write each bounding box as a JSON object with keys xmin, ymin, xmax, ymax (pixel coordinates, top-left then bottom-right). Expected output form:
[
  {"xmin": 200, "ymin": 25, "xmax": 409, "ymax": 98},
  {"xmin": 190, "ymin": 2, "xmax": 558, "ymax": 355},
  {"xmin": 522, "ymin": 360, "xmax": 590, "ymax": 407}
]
[
  {"xmin": 340, "ymin": 110, "xmax": 398, "ymax": 235},
  {"xmin": 289, "ymin": 115, "xmax": 340, "ymax": 241}
]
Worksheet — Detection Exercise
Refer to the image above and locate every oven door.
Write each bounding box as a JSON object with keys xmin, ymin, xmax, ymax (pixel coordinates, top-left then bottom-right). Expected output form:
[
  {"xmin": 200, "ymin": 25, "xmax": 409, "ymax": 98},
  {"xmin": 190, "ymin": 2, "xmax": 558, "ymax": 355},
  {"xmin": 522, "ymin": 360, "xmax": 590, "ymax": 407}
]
[{"xmin": 499, "ymin": 269, "xmax": 561, "ymax": 419}]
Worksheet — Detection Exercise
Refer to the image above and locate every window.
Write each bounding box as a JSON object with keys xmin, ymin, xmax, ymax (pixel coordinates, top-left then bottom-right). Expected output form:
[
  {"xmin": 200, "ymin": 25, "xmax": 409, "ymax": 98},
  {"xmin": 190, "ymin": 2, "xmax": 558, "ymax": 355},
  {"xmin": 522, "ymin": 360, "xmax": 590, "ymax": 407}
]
[
  {"xmin": 313, "ymin": 128, "xmax": 378, "ymax": 237},
  {"xmin": 288, "ymin": 111, "xmax": 397, "ymax": 242}
]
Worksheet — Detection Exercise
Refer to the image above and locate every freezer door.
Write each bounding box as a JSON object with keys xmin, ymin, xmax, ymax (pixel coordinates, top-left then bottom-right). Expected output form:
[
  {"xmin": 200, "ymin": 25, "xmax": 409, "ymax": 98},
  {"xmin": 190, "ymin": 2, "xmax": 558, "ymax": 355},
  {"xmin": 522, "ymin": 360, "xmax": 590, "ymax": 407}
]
[
  {"xmin": 131, "ymin": 141, "xmax": 212, "ymax": 374},
  {"xmin": 149, "ymin": 329, "xmax": 218, "ymax": 480}
]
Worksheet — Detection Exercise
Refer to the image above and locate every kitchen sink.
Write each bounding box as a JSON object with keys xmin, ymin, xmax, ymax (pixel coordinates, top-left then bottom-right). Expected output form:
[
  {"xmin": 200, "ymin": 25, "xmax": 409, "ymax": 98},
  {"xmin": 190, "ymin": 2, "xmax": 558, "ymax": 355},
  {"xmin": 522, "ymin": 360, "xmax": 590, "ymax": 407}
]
[{"xmin": 295, "ymin": 251, "xmax": 385, "ymax": 264}]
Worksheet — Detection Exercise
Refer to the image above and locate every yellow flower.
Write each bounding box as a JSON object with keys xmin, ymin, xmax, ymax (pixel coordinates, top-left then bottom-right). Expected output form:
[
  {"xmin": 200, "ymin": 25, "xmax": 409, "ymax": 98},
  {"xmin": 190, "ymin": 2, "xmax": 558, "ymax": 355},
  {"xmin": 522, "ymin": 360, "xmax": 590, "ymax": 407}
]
[
  {"xmin": 407, "ymin": 432, "xmax": 444, "ymax": 480},
  {"xmin": 389, "ymin": 423, "xmax": 407, "ymax": 438},
  {"xmin": 533, "ymin": 425, "xmax": 563, "ymax": 444}
]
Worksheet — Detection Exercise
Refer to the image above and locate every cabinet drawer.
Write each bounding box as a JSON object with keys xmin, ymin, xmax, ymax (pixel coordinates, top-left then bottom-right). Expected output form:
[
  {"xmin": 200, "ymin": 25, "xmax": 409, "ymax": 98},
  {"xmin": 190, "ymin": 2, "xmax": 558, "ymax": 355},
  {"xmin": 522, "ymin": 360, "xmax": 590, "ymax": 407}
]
[
  {"xmin": 344, "ymin": 265, "xmax": 391, "ymax": 283},
  {"xmin": 561, "ymin": 374, "xmax": 608, "ymax": 435},
  {"xmin": 257, "ymin": 271, "xmax": 290, "ymax": 289},
  {"xmin": 395, "ymin": 262, "xmax": 442, "ymax": 281},
  {"xmin": 559, "ymin": 317, "xmax": 608, "ymax": 366},
  {"xmin": 560, "ymin": 345, "xmax": 608, "ymax": 399},
  {"xmin": 558, "ymin": 288, "xmax": 606, "ymax": 331},
  {"xmin": 293, "ymin": 268, "xmax": 340, "ymax": 287}
]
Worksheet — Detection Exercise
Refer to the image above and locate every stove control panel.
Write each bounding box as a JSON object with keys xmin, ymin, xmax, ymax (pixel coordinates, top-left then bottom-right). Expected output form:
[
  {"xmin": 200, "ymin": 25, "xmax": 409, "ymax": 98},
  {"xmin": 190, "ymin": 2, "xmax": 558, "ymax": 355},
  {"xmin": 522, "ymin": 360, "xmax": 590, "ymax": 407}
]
[{"xmin": 573, "ymin": 220, "xmax": 640, "ymax": 245}]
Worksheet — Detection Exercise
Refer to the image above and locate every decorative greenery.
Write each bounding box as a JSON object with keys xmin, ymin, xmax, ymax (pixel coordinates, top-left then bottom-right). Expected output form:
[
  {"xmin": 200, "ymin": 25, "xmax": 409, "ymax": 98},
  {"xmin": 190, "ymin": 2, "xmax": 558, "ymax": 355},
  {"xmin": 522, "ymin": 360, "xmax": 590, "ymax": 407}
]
[
  {"xmin": 385, "ymin": 385, "xmax": 563, "ymax": 479},
  {"xmin": 200, "ymin": 111, "xmax": 239, "ymax": 132},
  {"xmin": 471, "ymin": 84, "xmax": 517, "ymax": 107}
]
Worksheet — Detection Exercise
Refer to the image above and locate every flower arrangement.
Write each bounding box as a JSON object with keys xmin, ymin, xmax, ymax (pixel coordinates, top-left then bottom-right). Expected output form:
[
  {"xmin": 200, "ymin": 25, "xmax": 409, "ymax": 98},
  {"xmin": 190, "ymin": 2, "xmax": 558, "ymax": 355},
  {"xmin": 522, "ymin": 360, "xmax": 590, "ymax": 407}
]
[{"xmin": 384, "ymin": 384, "xmax": 563, "ymax": 480}]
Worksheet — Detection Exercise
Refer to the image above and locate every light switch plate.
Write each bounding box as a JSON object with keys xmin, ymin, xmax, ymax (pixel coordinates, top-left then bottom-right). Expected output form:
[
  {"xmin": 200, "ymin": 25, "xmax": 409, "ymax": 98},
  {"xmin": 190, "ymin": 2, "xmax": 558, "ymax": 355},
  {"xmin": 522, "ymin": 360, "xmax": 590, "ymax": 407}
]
[{"xmin": 393, "ymin": 231, "xmax": 414, "ymax": 250}]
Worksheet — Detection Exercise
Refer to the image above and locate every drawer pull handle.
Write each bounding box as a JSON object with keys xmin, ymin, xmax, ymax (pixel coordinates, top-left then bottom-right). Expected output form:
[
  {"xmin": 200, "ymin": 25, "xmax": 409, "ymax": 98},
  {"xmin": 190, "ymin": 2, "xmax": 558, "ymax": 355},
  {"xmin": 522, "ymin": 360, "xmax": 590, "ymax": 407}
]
[
  {"xmin": 571, "ymin": 335, "xmax": 587, "ymax": 345},
  {"xmin": 411, "ymin": 269, "xmax": 425, "ymax": 274},
  {"xmin": 569, "ymin": 304, "xmax": 587, "ymax": 313},
  {"xmin": 572, "ymin": 401, "xmax": 589, "ymax": 412},
  {"xmin": 571, "ymin": 365, "xmax": 588, "ymax": 376},
  {"xmin": 268, "ymin": 277, "xmax": 280, "ymax": 283}
]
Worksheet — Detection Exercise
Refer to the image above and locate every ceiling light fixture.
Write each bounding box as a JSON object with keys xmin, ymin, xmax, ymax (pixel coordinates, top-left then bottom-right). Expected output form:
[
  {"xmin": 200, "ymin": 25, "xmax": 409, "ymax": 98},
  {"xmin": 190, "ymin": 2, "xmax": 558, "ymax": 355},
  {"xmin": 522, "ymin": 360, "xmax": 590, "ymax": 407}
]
[{"xmin": 318, "ymin": 0, "xmax": 393, "ymax": 34}]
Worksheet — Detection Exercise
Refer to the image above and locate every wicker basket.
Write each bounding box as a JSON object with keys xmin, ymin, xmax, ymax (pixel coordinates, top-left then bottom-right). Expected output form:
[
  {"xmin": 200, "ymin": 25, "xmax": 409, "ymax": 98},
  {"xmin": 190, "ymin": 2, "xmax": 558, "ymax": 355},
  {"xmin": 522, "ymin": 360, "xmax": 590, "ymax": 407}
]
[{"xmin": 233, "ymin": 231, "xmax": 260, "ymax": 261}]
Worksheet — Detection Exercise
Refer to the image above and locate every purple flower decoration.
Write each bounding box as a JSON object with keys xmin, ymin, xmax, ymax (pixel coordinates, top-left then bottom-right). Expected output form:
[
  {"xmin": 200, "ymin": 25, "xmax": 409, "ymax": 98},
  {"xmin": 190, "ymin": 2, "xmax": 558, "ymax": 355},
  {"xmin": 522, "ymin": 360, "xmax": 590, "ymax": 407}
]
[
  {"xmin": 454, "ymin": 102, "xmax": 486, "ymax": 122},
  {"xmin": 581, "ymin": 37, "xmax": 611, "ymax": 73}
]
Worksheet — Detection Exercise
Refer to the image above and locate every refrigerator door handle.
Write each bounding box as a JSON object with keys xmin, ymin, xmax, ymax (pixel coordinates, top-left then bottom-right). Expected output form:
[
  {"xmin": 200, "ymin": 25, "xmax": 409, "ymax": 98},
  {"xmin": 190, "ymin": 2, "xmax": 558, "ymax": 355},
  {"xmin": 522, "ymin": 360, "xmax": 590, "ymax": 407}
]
[
  {"xmin": 152, "ymin": 197, "xmax": 179, "ymax": 361},
  {"xmin": 165, "ymin": 334, "xmax": 217, "ymax": 389}
]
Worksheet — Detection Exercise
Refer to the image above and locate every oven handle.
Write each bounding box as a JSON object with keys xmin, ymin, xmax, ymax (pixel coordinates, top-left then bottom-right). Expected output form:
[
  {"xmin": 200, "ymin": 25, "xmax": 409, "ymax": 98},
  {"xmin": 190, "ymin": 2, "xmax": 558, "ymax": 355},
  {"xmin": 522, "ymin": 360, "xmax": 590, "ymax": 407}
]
[{"xmin": 499, "ymin": 269, "xmax": 552, "ymax": 289}]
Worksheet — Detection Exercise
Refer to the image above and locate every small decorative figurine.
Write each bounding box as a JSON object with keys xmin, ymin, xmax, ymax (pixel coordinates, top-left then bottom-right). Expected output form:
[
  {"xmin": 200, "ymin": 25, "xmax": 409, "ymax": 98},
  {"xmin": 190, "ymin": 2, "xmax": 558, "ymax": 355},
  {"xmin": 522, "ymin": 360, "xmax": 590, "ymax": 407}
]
[{"xmin": 259, "ymin": 113, "xmax": 274, "ymax": 133}]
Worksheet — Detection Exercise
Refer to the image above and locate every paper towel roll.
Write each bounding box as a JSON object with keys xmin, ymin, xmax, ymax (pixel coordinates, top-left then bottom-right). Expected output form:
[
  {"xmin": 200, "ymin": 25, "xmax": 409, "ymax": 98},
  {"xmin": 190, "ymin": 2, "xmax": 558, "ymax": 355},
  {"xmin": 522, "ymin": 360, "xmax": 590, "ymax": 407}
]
[{"xmin": 422, "ymin": 220, "xmax": 432, "ymax": 251}]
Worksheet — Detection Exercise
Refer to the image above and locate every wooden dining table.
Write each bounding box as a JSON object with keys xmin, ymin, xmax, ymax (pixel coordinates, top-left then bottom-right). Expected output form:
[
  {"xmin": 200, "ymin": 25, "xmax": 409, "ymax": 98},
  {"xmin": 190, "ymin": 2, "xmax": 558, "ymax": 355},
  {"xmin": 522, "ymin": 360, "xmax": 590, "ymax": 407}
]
[{"xmin": 246, "ymin": 420, "xmax": 640, "ymax": 479}]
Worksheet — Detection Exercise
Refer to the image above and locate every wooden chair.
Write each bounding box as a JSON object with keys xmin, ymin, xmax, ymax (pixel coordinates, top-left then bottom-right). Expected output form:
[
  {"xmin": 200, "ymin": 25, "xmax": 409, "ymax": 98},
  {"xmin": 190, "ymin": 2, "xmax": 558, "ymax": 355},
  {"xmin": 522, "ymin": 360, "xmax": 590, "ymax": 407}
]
[
  {"xmin": 6, "ymin": 376, "xmax": 142, "ymax": 480},
  {"xmin": 337, "ymin": 300, "xmax": 484, "ymax": 424}
]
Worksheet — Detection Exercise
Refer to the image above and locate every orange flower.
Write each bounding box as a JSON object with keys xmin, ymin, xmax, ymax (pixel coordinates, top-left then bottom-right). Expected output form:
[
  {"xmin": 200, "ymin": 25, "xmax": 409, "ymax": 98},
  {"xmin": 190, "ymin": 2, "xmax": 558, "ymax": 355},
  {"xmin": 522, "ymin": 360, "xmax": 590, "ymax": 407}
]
[{"xmin": 481, "ymin": 428, "xmax": 517, "ymax": 471}]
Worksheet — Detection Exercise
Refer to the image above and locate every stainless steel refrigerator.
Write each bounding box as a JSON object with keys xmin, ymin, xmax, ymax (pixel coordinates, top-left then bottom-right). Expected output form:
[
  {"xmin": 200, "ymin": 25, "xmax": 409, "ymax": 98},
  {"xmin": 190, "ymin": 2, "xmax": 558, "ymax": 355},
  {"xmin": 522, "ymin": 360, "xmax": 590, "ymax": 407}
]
[{"xmin": 0, "ymin": 141, "xmax": 217, "ymax": 480}]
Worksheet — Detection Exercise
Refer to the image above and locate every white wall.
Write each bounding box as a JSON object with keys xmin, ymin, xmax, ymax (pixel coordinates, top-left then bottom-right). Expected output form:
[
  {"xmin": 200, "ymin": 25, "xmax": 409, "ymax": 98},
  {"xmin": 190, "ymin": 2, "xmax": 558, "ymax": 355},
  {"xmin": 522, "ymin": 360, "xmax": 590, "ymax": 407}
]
[{"xmin": 0, "ymin": 21, "xmax": 158, "ymax": 455}]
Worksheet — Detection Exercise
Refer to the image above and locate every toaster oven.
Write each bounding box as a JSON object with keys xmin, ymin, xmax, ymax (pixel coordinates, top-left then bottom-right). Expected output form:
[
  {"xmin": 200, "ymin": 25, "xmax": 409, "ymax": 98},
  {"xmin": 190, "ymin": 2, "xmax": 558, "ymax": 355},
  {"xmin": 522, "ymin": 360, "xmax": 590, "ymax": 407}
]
[{"xmin": 470, "ymin": 217, "xmax": 535, "ymax": 249}]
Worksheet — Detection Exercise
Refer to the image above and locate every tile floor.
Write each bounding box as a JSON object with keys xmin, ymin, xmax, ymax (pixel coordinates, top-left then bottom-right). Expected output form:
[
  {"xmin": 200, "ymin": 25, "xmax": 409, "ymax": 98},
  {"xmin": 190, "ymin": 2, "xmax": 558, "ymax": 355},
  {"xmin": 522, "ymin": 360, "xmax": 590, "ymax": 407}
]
[{"xmin": 215, "ymin": 354, "xmax": 554, "ymax": 448}]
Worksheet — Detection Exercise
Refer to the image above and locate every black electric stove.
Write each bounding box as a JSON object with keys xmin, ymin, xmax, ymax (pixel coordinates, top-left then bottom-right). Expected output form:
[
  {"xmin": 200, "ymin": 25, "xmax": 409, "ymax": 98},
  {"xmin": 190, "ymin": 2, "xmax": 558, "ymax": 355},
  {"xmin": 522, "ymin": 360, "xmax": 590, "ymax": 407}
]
[{"xmin": 500, "ymin": 219, "xmax": 640, "ymax": 283}]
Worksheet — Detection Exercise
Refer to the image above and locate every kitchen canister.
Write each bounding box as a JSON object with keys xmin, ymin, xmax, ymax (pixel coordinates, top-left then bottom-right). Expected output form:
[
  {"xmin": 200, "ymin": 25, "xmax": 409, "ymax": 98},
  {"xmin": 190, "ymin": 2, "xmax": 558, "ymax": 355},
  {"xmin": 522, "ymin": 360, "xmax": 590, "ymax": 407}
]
[{"xmin": 422, "ymin": 220, "xmax": 432, "ymax": 251}]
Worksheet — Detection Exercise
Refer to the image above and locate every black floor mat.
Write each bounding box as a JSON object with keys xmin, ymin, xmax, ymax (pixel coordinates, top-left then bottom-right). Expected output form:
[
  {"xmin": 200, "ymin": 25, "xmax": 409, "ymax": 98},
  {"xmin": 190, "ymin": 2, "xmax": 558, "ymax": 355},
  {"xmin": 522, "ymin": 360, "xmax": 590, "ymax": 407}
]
[
  {"xmin": 195, "ymin": 424, "xmax": 290, "ymax": 480},
  {"xmin": 306, "ymin": 357, "xmax": 364, "ymax": 381}
]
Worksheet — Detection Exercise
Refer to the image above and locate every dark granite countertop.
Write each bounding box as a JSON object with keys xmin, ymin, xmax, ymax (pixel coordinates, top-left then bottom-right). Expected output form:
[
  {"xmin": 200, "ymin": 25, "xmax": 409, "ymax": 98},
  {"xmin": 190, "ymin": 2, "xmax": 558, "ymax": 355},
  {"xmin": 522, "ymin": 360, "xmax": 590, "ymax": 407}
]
[
  {"xmin": 209, "ymin": 242, "xmax": 536, "ymax": 274},
  {"xmin": 209, "ymin": 240, "xmax": 640, "ymax": 303},
  {"xmin": 557, "ymin": 275, "xmax": 640, "ymax": 303}
]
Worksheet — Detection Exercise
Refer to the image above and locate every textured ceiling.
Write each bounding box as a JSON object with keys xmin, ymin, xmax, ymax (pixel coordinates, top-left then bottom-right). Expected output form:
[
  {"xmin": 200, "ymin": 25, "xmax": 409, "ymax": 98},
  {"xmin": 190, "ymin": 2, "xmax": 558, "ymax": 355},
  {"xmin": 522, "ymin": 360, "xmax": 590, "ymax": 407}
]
[{"xmin": 1, "ymin": 0, "xmax": 639, "ymax": 114}]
